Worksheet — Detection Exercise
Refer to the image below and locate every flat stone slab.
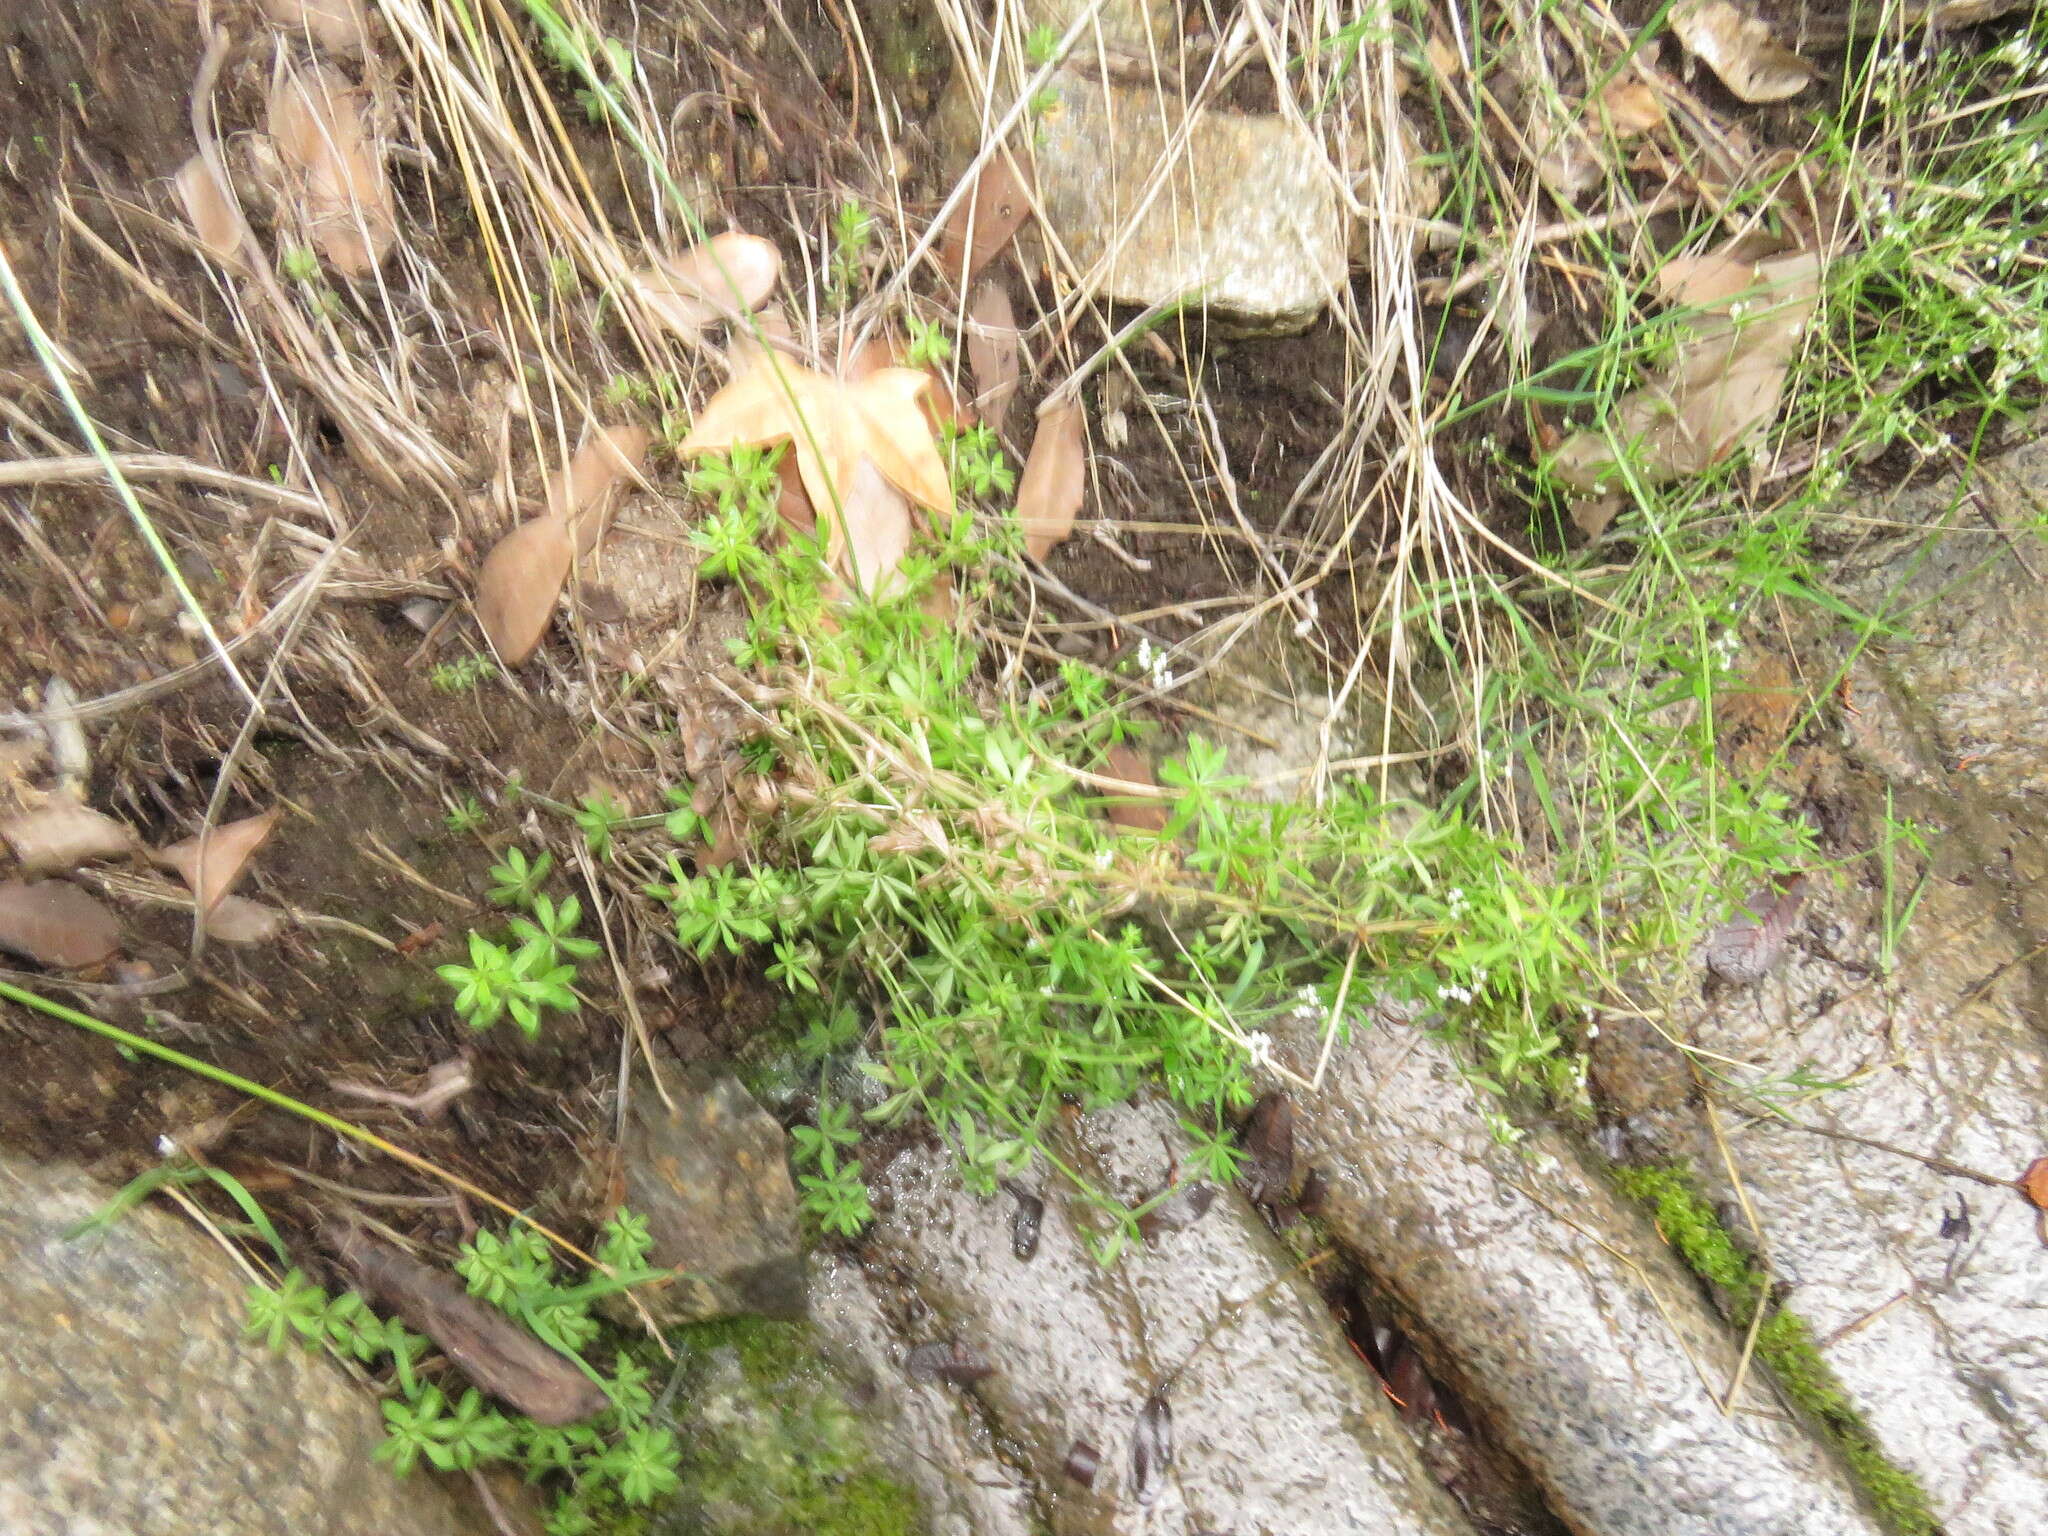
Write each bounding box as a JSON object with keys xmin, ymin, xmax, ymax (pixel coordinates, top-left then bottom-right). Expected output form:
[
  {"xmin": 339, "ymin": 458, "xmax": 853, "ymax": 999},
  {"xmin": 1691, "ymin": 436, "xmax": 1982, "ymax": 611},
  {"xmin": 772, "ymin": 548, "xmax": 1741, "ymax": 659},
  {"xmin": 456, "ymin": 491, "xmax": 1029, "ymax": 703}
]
[{"xmin": 0, "ymin": 1155, "xmax": 490, "ymax": 1536}]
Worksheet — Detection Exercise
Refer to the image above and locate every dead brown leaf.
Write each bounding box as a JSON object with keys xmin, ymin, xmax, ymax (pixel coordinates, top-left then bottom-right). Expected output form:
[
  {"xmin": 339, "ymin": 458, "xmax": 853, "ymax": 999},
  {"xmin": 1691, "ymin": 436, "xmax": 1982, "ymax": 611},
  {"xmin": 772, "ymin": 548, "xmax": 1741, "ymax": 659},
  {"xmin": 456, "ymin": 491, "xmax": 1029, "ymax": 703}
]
[
  {"xmin": 0, "ymin": 879, "xmax": 123, "ymax": 968},
  {"xmin": 837, "ymin": 458, "xmax": 915, "ymax": 601},
  {"xmin": 174, "ymin": 155, "xmax": 250, "ymax": 271},
  {"xmin": 206, "ymin": 895, "xmax": 286, "ymax": 944},
  {"xmin": 266, "ymin": 61, "xmax": 395, "ymax": 276},
  {"xmin": 680, "ymin": 362, "xmax": 953, "ymax": 597},
  {"xmin": 1551, "ymin": 250, "xmax": 1821, "ymax": 492},
  {"xmin": 261, "ymin": 0, "xmax": 369, "ymax": 54},
  {"xmin": 155, "ymin": 809, "xmax": 281, "ymax": 918},
  {"xmin": 630, "ymin": 232, "xmax": 782, "ymax": 340},
  {"xmin": 2021, "ymin": 1157, "xmax": 2048, "ymax": 1209},
  {"xmin": 476, "ymin": 516, "xmax": 574, "ymax": 665},
  {"xmin": 548, "ymin": 424, "xmax": 650, "ymax": 556},
  {"xmin": 934, "ymin": 152, "xmax": 1033, "ymax": 287},
  {"xmin": 1017, "ymin": 399, "xmax": 1086, "ymax": 561},
  {"xmin": 839, "ymin": 335, "xmax": 970, "ymax": 432},
  {"xmin": 1717, "ymin": 652, "xmax": 1803, "ymax": 776},
  {"xmin": 0, "ymin": 799, "xmax": 138, "ymax": 875},
  {"xmin": 1100, "ymin": 744, "xmax": 1166, "ymax": 833},
  {"xmin": 965, "ymin": 282, "xmax": 1021, "ymax": 435},
  {"xmin": 1670, "ymin": 1, "xmax": 1814, "ymax": 103},
  {"xmin": 1597, "ymin": 80, "xmax": 1667, "ymax": 137}
]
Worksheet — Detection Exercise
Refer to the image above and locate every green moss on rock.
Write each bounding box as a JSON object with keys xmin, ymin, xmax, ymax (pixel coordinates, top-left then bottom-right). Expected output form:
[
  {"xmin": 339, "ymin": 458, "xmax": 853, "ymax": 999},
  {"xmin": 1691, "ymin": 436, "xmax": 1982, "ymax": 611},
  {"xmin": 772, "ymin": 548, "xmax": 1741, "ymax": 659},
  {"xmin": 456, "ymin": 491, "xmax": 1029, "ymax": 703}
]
[
  {"xmin": 1613, "ymin": 1163, "xmax": 1939, "ymax": 1536},
  {"xmin": 651, "ymin": 1317, "xmax": 921, "ymax": 1536}
]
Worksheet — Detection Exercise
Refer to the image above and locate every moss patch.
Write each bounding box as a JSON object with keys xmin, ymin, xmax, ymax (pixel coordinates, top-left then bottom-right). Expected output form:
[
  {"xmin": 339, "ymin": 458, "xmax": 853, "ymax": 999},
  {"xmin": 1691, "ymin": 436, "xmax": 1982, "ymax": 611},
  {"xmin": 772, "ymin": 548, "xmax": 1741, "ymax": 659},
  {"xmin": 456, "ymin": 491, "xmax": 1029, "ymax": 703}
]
[
  {"xmin": 1613, "ymin": 1163, "xmax": 1938, "ymax": 1536},
  {"xmin": 652, "ymin": 1317, "xmax": 922, "ymax": 1536}
]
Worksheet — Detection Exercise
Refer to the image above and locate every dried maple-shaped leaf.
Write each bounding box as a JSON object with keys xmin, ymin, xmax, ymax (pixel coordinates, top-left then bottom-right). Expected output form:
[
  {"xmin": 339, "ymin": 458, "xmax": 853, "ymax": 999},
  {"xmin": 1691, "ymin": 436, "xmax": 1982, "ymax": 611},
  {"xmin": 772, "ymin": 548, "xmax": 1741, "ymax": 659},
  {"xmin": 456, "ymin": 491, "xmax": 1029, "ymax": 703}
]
[
  {"xmin": 966, "ymin": 281, "xmax": 1021, "ymax": 434},
  {"xmin": 174, "ymin": 155, "xmax": 250, "ymax": 271},
  {"xmin": 1017, "ymin": 399, "xmax": 1086, "ymax": 561},
  {"xmin": 155, "ymin": 808, "xmax": 281, "ymax": 918},
  {"xmin": 1670, "ymin": 1, "xmax": 1813, "ymax": 103},
  {"xmin": 548, "ymin": 424, "xmax": 650, "ymax": 556},
  {"xmin": 681, "ymin": 362, "xmax": 952, "ymax": 597},
  {"xmin": 836, "ymin": 457, "xmax": 916, "ymax": 600},
  {"xmin": 1703, "ymin": 874, "xmax": 1808, "ymax": 984},
  {"xmin": 1551, "ymin": 250, "xmax": 1821, "ymax": 492},
  {"xmin": 629, "ymin": 232, "xmax": 782, "ymax": 340},
  {"xmin": 0, "ymin": 879, "xmax": 122, "ymax": 968},
  {"xmin": 1131, "ymin": 1391, "xmax": 1173, "ymax": 1507},
  {"xmin": 839, "ymin": 335, "xmax": 969, "ymax": 431},
  {"xmin": 261, "ymin": 0, "xmax": 369, "ymax": 54},
  {"xmin": 328, "ymin": 1223, "xmax": 608, "ymax": 1424},
  {"xmin": 477, "ymin": 516, "xmax": 574, "ymax": 665},
  {"xmin": 935, "ymin": 152, "xmax": 1033, "ymax": 287},
  {"xmin": 267, "ymin": 61, "xmax": 395, "ymax": 276},
  {"xmin": 1, "ymin": 799, "xmax": 138, "ymax": 874}
]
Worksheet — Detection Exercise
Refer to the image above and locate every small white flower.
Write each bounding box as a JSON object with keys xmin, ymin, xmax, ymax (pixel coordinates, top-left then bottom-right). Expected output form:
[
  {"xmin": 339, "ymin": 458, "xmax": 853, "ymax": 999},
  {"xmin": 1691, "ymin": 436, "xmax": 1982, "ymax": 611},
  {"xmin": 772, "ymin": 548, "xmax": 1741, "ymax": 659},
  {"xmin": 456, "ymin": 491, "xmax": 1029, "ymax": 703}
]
[
  {"xmin": 157, "ymin": 1135, "xmax": 178, "ymax": 1158},
  {"xmin": 1244, "ymin": 1031, "xmax": 1275, "ymax": 1071}
]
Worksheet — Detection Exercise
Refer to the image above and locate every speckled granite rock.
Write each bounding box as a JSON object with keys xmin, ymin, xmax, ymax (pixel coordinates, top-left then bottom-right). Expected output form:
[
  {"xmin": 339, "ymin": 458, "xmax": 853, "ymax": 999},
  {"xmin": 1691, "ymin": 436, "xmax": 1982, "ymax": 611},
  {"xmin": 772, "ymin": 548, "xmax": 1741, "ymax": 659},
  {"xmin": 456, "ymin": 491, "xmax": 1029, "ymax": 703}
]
[
  {"xmin": 859, "ymin": 1101, "xmax": 1481, "ymax": 1536},
  {"xmin": 0, "ymin": 1155, "xmax": 489, "ymax": 1536},
  {"xmin": 612, "ymin": 1071, "xmax": 807, "ymax": 1325},
  {"xmin": 1265, "ymin": 1020, "xmax": 1890, "ymax": 1536}
]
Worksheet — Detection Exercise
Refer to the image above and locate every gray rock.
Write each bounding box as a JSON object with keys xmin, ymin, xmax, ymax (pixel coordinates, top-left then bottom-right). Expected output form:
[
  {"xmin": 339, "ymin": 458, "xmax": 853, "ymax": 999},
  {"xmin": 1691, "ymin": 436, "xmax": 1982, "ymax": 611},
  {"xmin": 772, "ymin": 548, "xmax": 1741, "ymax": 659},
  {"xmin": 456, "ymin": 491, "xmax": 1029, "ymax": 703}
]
[
  {"xmin": 1603, "ymin": 464, "xmax": 2048, "ymax": 1535},
  {"xmin": 1264, "ymin": 1017, "xmax": 1889, "ymax": 1536},
  {"xmin": 0, "ymin": 1155, "xmax": 490, "ymax": 1536},
  {"xmin": 1028, "ymin": 68, "xmax": 1345, "ymax": 333},
  {"xmin": 860, "ymin": 1101, "xmax": 1481, "ymax": 1536},
  {"xmin": 613, "ymin": 1071, "xmax": 807, "ymax": 1325},
  {"xmin": 809, "ymin": 1255, "xmax": 1038, "ymax": 1536}
]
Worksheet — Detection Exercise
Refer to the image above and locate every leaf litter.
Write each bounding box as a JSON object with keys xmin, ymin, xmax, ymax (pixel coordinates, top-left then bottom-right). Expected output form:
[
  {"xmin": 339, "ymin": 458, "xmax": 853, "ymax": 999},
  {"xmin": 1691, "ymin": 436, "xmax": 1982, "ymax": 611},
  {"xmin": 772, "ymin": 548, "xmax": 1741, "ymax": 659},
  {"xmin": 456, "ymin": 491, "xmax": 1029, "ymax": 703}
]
[
  {"xmin": 629, "ymin": 231, "xmax": 783, "ymax": 342},
  {"xmin": 1017, "ymin": 399, "xmax": 1086, "ymax": 562},
  {"xmin": 1669, "ymin": 1, "xmax": 1814, "ymax": 104},
  {"xmin": 934, "ymin": 151, "xmax": 1033, "ymax": 287},
  {"xmin": 0, "ymin": 879, "xmax": 123, "ymax": 969},
  {"xmin": 1703, "ymin": 874, "xmax": 1809, "ymax": 984},
  {"xmin": 1131, "ymin": 1391, "xmax": 1173, "ymax": 1506},
  {"xmin": 965, "ymin": 281, "xmax": 1021, "ymax": 434},
  {"xmin": 265, "ymin": 60, "xmax": 395, "ymax": 276},
  {"xmin": 154, "ymin": 807, "xmax": 281, "ymax": 919},
  {"xmin": 0, "ymin": 798, "xmax": 139, "ymax": 874},
  {"xmin": 477, "ymin": 516, "xmax": 575, "ymax": 666}
]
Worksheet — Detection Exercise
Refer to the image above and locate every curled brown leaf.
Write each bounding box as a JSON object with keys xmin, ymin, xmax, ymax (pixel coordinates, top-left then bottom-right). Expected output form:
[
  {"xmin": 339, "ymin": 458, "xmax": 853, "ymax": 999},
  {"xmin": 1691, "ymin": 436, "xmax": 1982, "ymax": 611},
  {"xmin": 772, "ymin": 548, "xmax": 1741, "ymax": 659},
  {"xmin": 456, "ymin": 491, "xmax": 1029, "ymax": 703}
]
[
  {"xmin": 1670, "ymin": 1, "xmax": 1813, "ymax": 103},
  {"xmin": 1017, "ymin": 400, "xmax": 1086, "ymax": 562},
  {"xmin": 630, "ymin": 232, "xmax": 783, "ymax": 341},
  {"xmin": 965, "ymin": 282, "xmax": 1021, "ymax": 434},
  {"xmin": 174, "ymin": 155, "xmax": 250, "ymax": 271}
]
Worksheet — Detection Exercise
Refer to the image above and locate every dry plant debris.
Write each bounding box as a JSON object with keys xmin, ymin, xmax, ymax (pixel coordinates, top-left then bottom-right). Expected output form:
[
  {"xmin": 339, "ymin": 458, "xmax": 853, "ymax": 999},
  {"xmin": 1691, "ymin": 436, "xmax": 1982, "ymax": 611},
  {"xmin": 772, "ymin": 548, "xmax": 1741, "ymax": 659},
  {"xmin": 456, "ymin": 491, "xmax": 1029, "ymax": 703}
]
[
  {"xmin": 154, "ymin": 807, "xmax": 281, "ymax": 919},
  {"xmin": 1100, "ymin": 744, "xmax": 1167, "ymax": 834},
  {"xmin": 477, "ymin": 516, "xmax": 575, "ymax": 666},
  {"xmin": 0, "ymin": 879, "xmax": 123, "ymax": 969},
  {"xmin": 629, "ymin": 232, "xmax": 783, "ymax": 341},
  {"xmin": 265, "ymin": 59, "xmax": 396, "ymax": 276},
  {"xmin": 1703, "ymin": 875, "xmax": 1809, "ymax": 984},
  {"xmin": 935, "ymin": 152, "xmax": 1033, "ymax": 287},
  {"xmin": 260, "ymin": 0, "xmax": 369, "ymax": 56},
  {"xmin": 1553, "ymin": 249, "xmax": 1823, "ymax": 519},
  {"xmin": 1670, "ymin": 1, "xmax": 1815, "ymax": 104},
  {"xmin": 679, "ymin": 360, "xmax": 954, "ymax": 598},
  {"xmin": 965, "ymin": 281, "xmax": 1021, "ymax": 434},
  {"xmin": 549, "ymin": 424, "xmax": 651, "ymax": 557},
  {"xmin": 173, "ymin": 154, "xmax": 250, "ymax": 272},
  {"xmin": 1017, "ymin": 399, "xmax": 1086, "ymax": 562},
  {"xmin": 0, "ymin": 798, "xmax": 138, "ymax": 875}
]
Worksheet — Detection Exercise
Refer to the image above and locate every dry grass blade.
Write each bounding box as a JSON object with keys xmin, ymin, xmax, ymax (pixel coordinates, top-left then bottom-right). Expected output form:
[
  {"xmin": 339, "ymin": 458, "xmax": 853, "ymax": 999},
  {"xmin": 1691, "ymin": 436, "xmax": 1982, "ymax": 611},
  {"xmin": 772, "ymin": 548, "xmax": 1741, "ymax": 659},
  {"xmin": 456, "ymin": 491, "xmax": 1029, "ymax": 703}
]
[
  {"xmin": 548, "ymin": 424, "xmax": 651, "ymax": 557},
  {"xmin": 0, "ymin": 800, "xmax": 138, "ymax": 874},
  {"xmin": 155, "ymin": 808, "xmax": 281, "ymax": 917},
  {"xmin": 260, "ymin": 0, "xmax": 369, "ymax": 55},
  {"xmin": 965, "ymin": 281, "xmax": 1020, "ymax": 434},
  {"xmin": 934, "ymin": 151, "xmax": 1032, "ymax": 287},
  {"xmin": 476, "ymin": 516, "xmax": 574, "ymax": 666},
  {"xmin": 266, "ymin": 60, "xmax": 396, "ymax": 276},
  {"xmin": 1669, "ymin": 1, "xmax": 1814, "ymax": 103},
  {"xmin": 1017, "ymin": 399, "xmax": 1086, "ymax": 562},
  {"xmin": 630, "ymin": 232, "xmax": 782, "ymax": 340},
  {"xmin": 173, "ymin": 154, "xmax": 250, "ymax": 271},
  {"xmin": 0, "ymin": 879, "xmax": 124, "ymax": 968}
]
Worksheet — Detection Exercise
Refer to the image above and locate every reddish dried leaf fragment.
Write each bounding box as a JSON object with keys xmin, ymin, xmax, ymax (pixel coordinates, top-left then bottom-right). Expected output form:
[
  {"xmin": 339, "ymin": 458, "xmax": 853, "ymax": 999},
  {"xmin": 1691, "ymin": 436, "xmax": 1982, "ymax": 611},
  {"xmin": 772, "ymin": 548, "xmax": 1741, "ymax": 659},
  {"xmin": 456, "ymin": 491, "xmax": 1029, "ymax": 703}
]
[
  {"xmin": 935, "ymin": 153, "xmax": 1033, "ymax": 287},
  {"xmin": 965, "ymin": 281, "xmax": 1021, "ymax": 434},
  {"xmin": 2020, "ymin": 1157, "xmax": 2048, "ymax": 1209},
  {"xmin": 548, "ymin": 424, "xmax": 651, "ymax": 556},
  {"xmin": 1100, "ymin": 743, "xmax": 1166, "ymax": 833}
]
